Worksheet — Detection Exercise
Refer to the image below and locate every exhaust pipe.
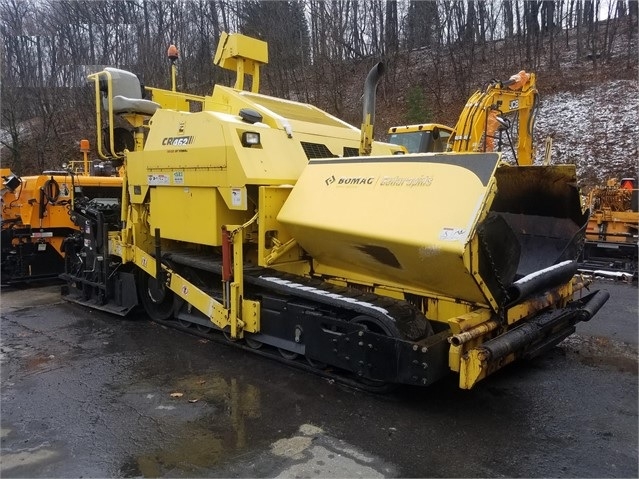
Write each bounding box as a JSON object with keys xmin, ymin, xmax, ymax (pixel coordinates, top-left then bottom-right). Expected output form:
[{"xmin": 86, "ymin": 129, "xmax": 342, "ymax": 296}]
[{"xmin": 359, "ymin": 62, "xmax": 385, "ymax": 156}]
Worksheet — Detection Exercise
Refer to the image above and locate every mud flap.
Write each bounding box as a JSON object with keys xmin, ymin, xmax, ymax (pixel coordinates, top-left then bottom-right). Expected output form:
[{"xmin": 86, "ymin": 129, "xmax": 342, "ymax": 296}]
[{"xmin": 61, "ymin": 271, "xmax": 138, "ymax": 316}]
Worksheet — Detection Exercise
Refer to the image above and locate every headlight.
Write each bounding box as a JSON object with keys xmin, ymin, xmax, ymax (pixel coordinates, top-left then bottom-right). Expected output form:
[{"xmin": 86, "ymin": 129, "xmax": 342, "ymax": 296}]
[
  {"xmin": 241, "ymin": 131, "xmax": 260, "ymax": 147},
  {"xmin": 2, "ymin": 173, "xmax": 21, "ymax": 191}
]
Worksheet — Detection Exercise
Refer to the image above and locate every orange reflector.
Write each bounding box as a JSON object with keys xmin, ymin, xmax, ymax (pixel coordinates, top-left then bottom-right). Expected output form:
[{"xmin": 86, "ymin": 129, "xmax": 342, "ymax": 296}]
[
  {"xmin": 621, "ymin": 178, "xmax": 635, "ymax": 190},
  {"xmin": 167, "ymin": 44, "xmax": 179, "ymax": 61}
]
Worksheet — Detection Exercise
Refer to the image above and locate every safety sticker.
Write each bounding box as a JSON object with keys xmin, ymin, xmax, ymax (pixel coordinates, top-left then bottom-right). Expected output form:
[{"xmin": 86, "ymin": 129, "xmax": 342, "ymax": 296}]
[
  {"xmin": 439, "ymin": 227, "xmax": 466, "ymax": 242},
  {"xmin": 31, "ymin": 232, "xmax": 53, "ymax": 238},
  {"xmin": 181, "ymin": 285, "xmax": 188, "ymax": 295},
  {"xmin": 148, "ymin": 174, "xmax": 170, "ymax": 185},
  {"xmin": 173, "ymin": 171, "xmax": 184, "ymax": 185},
  {"xmin": 231, "ymin": 188, "xmax": 242, "ymax": 206}
]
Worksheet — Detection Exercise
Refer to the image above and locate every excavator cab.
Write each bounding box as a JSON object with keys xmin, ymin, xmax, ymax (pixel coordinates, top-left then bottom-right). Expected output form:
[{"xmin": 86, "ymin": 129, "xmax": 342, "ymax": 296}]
[{"xmin": 387, "ymin": 123, "xmax": 454, "ymax": 153}]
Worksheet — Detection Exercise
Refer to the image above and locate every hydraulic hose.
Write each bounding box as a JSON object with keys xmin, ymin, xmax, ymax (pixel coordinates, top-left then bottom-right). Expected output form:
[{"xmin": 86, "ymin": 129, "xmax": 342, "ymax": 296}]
[{"xmin": 42, "ymin": 178, "xmax": 60, "ymax": 204}]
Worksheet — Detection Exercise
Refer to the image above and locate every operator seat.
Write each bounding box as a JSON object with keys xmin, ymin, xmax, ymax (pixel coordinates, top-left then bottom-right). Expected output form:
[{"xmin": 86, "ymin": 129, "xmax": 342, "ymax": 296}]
[{"xmin": 102, "ymin": 67, "xmax": 160, "ymax": 116}]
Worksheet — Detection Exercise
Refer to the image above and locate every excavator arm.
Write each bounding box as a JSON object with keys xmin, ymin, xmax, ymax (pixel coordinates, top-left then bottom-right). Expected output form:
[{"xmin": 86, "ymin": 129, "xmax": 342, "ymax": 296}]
[{"xmin": 449, "ymin": 71, "xmax": 538, "ymax": 165}]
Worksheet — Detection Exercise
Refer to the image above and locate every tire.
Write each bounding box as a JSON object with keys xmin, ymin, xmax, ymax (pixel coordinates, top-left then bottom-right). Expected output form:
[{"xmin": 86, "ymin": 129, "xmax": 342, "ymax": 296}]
[{"xmin": 138, "ymin": 271, "xmax": 174, "ymax": 321}]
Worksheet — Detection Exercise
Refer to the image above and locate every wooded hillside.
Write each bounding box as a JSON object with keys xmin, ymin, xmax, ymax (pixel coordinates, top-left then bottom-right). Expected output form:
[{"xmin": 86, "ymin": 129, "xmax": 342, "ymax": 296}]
[{"xmin": 1, "ymin": 0, "xmax": 637, "ymax": 180}]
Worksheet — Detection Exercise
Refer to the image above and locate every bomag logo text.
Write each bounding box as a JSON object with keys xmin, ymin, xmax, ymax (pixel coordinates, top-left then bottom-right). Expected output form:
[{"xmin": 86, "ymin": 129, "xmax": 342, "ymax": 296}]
[
  {"xmin": 337, "ymin": 176, "xmax": 375, "ymax": 185},
  {"xmin": 162, "ymin": 135, "xmax": 194, "ymax": 146},
  {"xmin": 380, "ymin": 175, "xmax": 433, "ymax": 187}
]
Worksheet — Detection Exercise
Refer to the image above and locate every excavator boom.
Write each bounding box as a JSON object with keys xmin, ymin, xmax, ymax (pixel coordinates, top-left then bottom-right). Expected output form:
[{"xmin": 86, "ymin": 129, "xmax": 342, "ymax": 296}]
[{"xmin": 449, "ymin": 71, "xmax": 538, "ymax": 165}]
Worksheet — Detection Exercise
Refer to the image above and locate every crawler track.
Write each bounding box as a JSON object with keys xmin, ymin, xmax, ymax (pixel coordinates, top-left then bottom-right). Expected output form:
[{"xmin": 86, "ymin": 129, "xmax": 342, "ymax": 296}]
[
  {"xmin": 149, "ymin": 251, "xmax": 444, "ymax": 391},
  {"xmin": 150, "ymin": 314, "xmax": 402, "ymax": 393}
]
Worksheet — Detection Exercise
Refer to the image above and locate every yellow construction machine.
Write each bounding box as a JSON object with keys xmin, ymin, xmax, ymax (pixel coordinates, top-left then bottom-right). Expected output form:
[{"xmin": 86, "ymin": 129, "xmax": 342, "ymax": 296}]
[
  {"xmin": 61, "ymin": 32, "xmax": 608, "ymax": 390},
  {"xmin": 388, "ymin": 71, "xmax": 538, "ymax": 165},
  {"xmin": 387, "ymin": 123, "xmax": 454, "ymax": 154},
  {"xmin": 449, "ymin": 70, "xmax": 538, "ymax": 164}
]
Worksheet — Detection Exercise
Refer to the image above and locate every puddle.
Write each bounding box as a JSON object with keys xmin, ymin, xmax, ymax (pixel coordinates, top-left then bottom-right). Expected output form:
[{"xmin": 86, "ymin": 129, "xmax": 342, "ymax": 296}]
[
  {"xmin": 119, "ymin": 375, "xmax": 262, "ymax": 477},
  {"xmin": 0, "ymin": 446, "xmax": 59, "ymax": 473},
  {"xmin": 561, "ymin": 335, "xmax": 638, "ymax": 374},
  {"xmin": 270, "ymin": 424, "xmax": 395, "ymax": 478},
  {"xmin": 120, "ymin": 427, "xmax": 224, "ymax": 477}
]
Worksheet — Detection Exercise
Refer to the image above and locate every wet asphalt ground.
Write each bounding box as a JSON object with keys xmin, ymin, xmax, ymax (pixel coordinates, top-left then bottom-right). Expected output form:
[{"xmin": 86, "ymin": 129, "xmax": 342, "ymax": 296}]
[{"xmin": 0, "ymin": 279, "xmax": 637, "ymax": 478}]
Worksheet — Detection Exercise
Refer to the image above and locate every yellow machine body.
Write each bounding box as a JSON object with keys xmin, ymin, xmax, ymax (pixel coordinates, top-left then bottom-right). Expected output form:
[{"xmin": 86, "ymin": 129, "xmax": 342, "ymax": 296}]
[
  {"xmin": 585, "ymin": 179, "xmax": 638, "ymax": 244},
  {"xmin": 125, "ymin": 80, "xmax": 403, "ymax": 248},
  {"xmin": 279, "ymin": 156, "xmax": 586, "ymax": 308},
  {"xmin": 61, "ymin": 33, "xmax": 609, "ymax": 390},
  {"xmin": 387, "ymin": 123, "xmax": 454, "ymax": 153}
]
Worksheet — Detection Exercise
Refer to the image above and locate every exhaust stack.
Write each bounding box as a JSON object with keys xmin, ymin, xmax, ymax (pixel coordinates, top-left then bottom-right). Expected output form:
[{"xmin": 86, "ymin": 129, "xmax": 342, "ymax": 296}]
[{"xmin": 359, "ymin": 62, "xmax": 385, "ymax": 156}]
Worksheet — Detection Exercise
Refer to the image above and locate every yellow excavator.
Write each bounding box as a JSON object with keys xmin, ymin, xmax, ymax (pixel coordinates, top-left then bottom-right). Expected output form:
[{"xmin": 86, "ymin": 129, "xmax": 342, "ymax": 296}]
[
  {"xmin": 60, "ymin": 32, "xmax": 608, "ymax": 390},
  {"xmin": 388, "ymin": 70, "xmax": 538, "ymax": 166}
]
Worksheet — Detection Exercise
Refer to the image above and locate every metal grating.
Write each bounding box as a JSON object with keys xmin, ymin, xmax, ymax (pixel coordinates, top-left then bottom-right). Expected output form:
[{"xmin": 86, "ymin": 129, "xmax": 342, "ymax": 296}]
[
  {"xmin": 301, "ymin": 142, "xmax": 337, "ymax": 160},
  {"xmin": 343, "ymin": 147, "xmax": 359, "ymax": 157}
]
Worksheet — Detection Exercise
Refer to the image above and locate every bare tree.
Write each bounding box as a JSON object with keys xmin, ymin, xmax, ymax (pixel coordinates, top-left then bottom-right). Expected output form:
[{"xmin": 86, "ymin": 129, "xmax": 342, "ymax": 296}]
[
  {"xmin": 405, "ymin": 0, "xmax": 438, "ymax": 49},
  {"xmin": 385, "ymin": 0, "xmax": 399, "ymax": 55},
  {"xmin": 1, "ymin": 0, "xmax": 637, "ymax": 172}
]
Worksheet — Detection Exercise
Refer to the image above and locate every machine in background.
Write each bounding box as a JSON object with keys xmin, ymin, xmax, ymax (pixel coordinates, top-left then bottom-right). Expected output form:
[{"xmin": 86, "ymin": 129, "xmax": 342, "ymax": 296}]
[
  {"xmin": 387, "ymin": 123, "xmax": 454, "ymax": 154},
  {"xmin": 1, "ymin": 51, "xmax": 194, "ymax": 286},
  {"xmin": 1, "ymin": 146, "xmax": 122, "ymax": 285},
  {"xmin": 580, "ymin": 177, "xmax": 638, "ymax": 277},
  {"xmin": 388, "ymin": 71, "xmax": 538, "ymax": 165}
]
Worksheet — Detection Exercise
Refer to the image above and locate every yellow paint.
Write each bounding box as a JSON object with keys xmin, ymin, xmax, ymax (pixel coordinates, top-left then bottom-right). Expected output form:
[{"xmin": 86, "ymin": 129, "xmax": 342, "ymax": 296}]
[
  {"xmin": 447, "ymin": 309, "xmax": 493, "ymax": 335},
  {"xmin": 277, "ymin": 154, "xmax": 500, "ymax": 305}
]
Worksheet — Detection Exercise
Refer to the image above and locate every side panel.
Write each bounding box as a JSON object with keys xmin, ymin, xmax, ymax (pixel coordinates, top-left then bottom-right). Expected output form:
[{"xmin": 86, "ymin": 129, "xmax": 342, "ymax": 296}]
[
  {"xmin": 149, "ymin": 186, "xmax": 248, "ymax": 246},
  {"xmin": 278, "ymin": 153, "xmax": 500, "ymax": 304}
]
